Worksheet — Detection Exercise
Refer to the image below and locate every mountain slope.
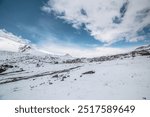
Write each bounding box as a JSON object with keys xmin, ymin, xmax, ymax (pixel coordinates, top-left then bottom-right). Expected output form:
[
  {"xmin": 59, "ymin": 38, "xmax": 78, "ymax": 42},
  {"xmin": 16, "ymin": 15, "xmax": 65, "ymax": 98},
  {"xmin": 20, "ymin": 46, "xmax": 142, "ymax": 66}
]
[
  {"xmin": 0, "ymin": 29, "xmax": 54, "ymax": 56},
  {"xmin": 0, "ymin": 29, "xmax": 29, "ymax": 52},
  {"xmin": 0, "ymin": 45, "xmax": 150, "ymax": 100}
]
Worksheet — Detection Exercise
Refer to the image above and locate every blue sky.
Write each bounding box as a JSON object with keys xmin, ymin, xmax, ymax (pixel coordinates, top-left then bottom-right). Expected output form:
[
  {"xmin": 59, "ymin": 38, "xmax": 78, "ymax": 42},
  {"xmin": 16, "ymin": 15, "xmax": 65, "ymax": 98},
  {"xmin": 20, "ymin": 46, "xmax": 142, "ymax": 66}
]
[
  {"xmin": 0, "ymin": 0, "xmax": 150, "ymax": 57},
  {"xmin": 0, "ymin": 0, "xmax": 102, "ymax": 47}
]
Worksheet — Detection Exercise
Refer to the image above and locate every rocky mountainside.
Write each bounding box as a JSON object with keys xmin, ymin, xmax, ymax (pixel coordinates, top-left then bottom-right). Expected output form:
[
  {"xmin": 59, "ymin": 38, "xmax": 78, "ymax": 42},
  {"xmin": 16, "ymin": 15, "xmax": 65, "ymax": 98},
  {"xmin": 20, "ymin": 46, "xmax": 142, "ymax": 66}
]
[
  {"xmin": 18, "ymin": 45, "xmax": 32, "ymax": 53},
  {"xmin": 0, "ymin": 44, "xmax": 150, "ymax": 75},
  {"xmin": 63, "ymin": 44, "xmax": 150, "ymax": 63}
]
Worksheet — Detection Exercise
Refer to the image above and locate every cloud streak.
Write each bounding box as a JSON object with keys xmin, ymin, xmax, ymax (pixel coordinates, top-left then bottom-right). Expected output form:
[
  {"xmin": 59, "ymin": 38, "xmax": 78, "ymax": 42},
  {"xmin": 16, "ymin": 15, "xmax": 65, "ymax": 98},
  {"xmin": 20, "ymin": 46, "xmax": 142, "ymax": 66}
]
[
  {"xmin": 39, "ymin": 41, "xmax": 131, "ymax": 57},
  {"xmin": 0, "ymin": 29, "xmax": 131, "ymax": 57},
  {"xmin": 42, "ymin": 0, "xmax": 150, "ymax": 44}
]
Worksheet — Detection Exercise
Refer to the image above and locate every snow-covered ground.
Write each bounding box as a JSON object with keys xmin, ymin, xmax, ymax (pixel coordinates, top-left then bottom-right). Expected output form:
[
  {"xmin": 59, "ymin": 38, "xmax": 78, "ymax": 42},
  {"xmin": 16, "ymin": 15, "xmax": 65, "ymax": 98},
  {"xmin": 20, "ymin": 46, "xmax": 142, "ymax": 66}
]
[{"xmin": 0, "ymin": 50, "xmax": 150, "ymax": 99}]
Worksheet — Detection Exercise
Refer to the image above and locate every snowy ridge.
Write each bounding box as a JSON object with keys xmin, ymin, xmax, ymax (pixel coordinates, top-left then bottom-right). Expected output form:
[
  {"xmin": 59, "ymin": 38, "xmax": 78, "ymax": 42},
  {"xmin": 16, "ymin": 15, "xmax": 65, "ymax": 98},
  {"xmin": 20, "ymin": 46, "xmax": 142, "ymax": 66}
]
[
  {"xmin": 0, "ymin": 29, "xmax": 51, "ymax": 55},
  {"xmin": 63, "ymin": 45, "xmax": 150, "ymax": 63},
  {"xmin": 0, "ymin": 29, "xmax": 29, "ymax": 44},
  {"xmin": 0, "ymin": 29, "xmax": 29, "ymax": 52},
  {"xmin": 135, "ymin": 44, "xmax": 150, "ymax": 51}
]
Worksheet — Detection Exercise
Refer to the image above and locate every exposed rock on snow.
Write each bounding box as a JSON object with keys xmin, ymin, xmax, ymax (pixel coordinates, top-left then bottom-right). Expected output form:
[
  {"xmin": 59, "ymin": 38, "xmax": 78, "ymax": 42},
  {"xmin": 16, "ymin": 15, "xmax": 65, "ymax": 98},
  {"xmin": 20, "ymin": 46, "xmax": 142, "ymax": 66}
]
[{"xmin": 19, "ymin": 45, "xmax": 32, "ymax": 52}]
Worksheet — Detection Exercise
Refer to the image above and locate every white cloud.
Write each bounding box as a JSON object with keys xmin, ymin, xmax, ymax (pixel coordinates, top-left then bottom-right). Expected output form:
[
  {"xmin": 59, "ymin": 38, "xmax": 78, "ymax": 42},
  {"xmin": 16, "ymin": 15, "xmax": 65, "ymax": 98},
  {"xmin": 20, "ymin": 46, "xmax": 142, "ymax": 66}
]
[
  {"xmin": 16, "ymin": 24, "xmax": 129, "ymax": 57},
  {"xmin": 40, "ymin": 41, "xmax": 130, "ymax": 57},
  {"xmin": 42, "ymin": 0, "xmax": 150, "ymax": 44},
  {"xmin": 41, "ymin": 5, "xmax": 51, "ymax": 13}
]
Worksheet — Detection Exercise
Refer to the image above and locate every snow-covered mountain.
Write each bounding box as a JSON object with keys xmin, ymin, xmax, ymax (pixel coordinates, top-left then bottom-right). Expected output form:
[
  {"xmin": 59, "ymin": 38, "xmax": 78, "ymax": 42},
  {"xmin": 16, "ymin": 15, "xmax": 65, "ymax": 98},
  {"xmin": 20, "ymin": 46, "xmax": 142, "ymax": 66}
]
[
  {"xmin": 0, "ymin": 44, "xmax": 150, "ymax": 100},
  {"xmin": 0, "ymin": 29, "xmax": 29, "ymax": 52},
  {"xmin": 0, "ymin": 29, "xmax": 51, "ymax": 56}
]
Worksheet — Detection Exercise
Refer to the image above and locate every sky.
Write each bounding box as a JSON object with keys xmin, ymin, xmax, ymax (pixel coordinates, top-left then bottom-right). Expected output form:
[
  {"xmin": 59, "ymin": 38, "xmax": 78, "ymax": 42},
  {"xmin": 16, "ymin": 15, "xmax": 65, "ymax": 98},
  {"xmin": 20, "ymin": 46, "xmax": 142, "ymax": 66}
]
[{"xmin": 0, "ymin": 0, "xmax": 150, "ymax": 57}]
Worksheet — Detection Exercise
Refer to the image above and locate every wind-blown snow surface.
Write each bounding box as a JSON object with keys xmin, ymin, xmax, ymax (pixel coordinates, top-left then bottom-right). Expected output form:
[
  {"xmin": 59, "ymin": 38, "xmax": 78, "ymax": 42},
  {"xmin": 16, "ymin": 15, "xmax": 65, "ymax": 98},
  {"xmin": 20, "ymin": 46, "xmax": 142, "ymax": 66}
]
[{"xmin": 0, "ymin": 50, "xmax": 150, "ymax": 100}]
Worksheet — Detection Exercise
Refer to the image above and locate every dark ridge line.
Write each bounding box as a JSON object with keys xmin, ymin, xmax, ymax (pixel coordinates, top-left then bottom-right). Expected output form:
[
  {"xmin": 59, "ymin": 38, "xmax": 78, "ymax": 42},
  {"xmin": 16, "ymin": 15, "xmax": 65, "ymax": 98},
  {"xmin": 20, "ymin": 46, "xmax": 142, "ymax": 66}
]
[
  {"xmin": 0, "ymin": 66, "xmax": 81, "ymax": 85},
  {"xmin": 0, "ymin": 70, "xmax": 25, "ymax": 75}
]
